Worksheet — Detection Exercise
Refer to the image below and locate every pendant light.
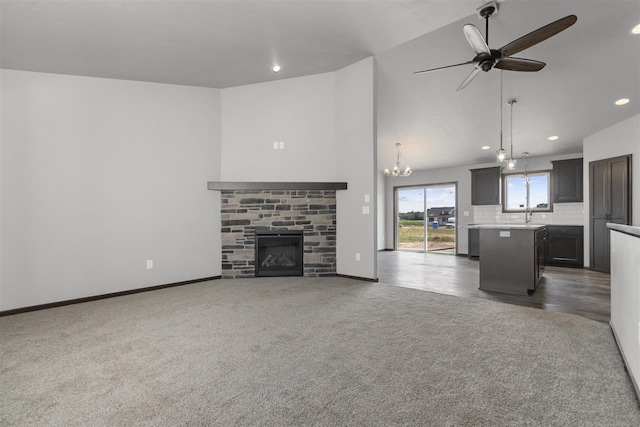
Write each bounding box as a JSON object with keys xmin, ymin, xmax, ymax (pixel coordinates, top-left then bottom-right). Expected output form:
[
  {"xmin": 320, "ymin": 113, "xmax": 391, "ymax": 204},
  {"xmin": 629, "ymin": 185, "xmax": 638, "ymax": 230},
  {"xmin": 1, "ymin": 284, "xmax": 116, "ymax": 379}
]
[
  {"xmin": 496, "ymin": 70, "xmax": 507, "ymax": 163},
  {"xmin": 506, "ymin": 99, "xmax": 517, "ymax": 171}
]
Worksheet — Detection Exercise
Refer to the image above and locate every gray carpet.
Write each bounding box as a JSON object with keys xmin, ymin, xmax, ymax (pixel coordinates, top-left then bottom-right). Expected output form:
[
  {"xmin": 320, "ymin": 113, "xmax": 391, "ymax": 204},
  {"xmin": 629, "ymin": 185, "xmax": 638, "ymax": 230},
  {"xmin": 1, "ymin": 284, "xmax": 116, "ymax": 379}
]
[{"xmin": 1, "ymin": 277, "xmax": 639, "ymax": 426}]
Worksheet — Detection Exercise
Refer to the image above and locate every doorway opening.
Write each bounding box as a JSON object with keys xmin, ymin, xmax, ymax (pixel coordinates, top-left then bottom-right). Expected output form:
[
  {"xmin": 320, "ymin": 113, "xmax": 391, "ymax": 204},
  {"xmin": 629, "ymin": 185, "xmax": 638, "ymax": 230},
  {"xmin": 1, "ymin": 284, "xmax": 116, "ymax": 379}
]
[{"xmin": 395, "ymin": 183, "xmax": 457, "ymax": 254}]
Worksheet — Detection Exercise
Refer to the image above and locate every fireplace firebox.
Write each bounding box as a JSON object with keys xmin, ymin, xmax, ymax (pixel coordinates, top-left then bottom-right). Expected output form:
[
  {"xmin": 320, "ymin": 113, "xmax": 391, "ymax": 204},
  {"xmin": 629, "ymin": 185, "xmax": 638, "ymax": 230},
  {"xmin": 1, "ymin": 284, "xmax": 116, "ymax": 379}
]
[{"xmin": 255, "ymin": 230, "xmax": 304, "ymax": 277}]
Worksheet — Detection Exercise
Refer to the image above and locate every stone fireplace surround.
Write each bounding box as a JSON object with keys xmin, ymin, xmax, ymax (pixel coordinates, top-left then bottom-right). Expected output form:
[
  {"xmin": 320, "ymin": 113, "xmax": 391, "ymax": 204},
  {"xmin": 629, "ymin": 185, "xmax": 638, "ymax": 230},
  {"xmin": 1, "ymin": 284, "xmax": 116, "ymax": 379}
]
[{"xmin": 209, "ymin": 182, "xmax": 347, "ymax": 279}]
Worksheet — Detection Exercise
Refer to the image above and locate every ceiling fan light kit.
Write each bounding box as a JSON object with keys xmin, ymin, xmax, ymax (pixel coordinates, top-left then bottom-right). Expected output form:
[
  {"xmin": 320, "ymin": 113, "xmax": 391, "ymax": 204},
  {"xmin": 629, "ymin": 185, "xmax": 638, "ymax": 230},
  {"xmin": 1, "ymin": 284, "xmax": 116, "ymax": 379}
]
[{"xmin": 414, "ymin": 2, "xmax": 577, "ymax": 91}]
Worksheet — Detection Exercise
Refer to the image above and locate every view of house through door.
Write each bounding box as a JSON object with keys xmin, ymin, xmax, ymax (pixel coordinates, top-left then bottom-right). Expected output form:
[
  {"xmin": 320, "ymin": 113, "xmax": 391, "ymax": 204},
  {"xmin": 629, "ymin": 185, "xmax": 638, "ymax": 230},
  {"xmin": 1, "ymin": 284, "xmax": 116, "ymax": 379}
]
[{"xmin": 396, "ymin": 183, "xmax": 456, "ymax": 254}]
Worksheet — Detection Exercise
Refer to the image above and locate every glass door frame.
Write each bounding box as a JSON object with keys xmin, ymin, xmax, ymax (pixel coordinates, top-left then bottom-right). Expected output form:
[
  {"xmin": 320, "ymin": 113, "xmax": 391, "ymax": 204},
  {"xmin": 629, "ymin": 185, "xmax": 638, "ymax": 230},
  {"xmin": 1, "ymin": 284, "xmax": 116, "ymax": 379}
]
[
  {"xmin": 394, "ymin": 185, "xmax": 427, "ymax": 252},
  {"xmin": 393, "ymin": 181, "xmax": 458, "ymax": 254}
]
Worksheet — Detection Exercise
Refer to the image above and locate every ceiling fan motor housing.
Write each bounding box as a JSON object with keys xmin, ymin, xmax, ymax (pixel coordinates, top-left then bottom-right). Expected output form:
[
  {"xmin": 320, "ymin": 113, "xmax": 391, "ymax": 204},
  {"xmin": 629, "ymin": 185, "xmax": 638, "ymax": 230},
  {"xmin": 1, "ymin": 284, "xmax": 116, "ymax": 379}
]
[{"xmin": 475, "ymin": 49, "xmax": 502, "ymax": 72}]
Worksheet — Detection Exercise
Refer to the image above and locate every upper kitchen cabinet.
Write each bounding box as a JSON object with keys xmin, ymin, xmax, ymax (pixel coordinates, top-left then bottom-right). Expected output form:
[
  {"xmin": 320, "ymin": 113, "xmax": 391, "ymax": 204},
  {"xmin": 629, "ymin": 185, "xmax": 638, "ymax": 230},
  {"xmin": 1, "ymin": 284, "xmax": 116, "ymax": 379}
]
[
  {"xmin": 552, "ymin": 158, "xmax": 583, "ymax": 203},
  {"xmin": 471, "ymin": 167, "xmax": 501, "ymax": 205}
]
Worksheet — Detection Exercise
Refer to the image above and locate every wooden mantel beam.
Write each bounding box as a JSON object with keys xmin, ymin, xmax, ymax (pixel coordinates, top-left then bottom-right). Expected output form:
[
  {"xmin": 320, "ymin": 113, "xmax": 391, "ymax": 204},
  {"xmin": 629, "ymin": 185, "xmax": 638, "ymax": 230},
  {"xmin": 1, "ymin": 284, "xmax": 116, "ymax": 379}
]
[{"xmin": 207, "ymin": 182, "xmax": 348, "ymax": 191}]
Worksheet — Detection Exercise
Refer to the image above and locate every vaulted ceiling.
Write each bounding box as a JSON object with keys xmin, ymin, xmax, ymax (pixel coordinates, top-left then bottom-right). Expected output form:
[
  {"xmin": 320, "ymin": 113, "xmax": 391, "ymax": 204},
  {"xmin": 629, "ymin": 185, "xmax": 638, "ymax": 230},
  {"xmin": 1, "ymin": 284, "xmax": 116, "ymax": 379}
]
[
  {"xmin": 0, "ymin": 0, "xmax": 476, "ymax": 88},
  {"xmin": 2, "ymin": 0, "xmax": 639, "ymax": 172}
]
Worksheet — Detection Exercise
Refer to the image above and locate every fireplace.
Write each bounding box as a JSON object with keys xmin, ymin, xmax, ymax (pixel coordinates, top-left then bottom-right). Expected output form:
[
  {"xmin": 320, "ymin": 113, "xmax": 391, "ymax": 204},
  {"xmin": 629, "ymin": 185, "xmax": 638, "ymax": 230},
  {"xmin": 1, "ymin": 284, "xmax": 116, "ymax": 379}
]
[
  {"xmin": 215, "ymin": 187, "xmax": 341, "ymax": 279},
  {"xmin": 255, "ymin": 230, "xmax": 304, "ymax": 277}
]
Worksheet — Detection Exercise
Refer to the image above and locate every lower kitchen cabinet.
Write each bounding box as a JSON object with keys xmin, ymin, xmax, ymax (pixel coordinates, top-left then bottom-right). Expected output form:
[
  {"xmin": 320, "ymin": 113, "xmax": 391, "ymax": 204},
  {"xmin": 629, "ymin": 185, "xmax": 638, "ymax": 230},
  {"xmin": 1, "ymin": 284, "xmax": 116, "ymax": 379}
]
[
  {"xmin": 545, "ymin": 225, "xmax": 584, "ymax": 268},
  {"xmin": 468, "ymin": 228, "xmax": 479, "ymax": 259}
]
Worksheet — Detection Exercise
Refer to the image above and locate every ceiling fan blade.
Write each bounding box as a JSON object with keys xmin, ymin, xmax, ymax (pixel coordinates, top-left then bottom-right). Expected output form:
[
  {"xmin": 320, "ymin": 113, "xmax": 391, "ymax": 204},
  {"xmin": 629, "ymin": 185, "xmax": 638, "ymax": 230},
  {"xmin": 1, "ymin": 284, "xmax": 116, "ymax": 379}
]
[
  {"xmin": 463, "ymin": 24, "xmax": 490, "ymax": 55},
  {"xmin": 456, "ymin": 66, "xmax": 481, "ymax": 92},
  {"xmin": 499, "ymin": 15, "xmax": 577, "ymax": 58},
  {"xmin": 413, "ymin": 60, "xmax": 475, "ymax": 75},
  {"xmin": 495, "ymin": 57, "xmax": 546, "ymax": 72}
]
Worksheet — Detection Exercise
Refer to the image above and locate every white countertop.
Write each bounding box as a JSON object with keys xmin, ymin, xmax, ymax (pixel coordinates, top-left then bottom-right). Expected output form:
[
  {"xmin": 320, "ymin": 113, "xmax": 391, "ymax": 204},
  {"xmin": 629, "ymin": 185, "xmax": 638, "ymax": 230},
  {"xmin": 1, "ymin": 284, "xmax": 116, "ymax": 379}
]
[
  {"xmin": 469, "ymin": 224, "xmax": 546, "ymax": 230},
  {"xmin": 608, "ymin": 223, "xmax": 640, "ymax": 238}
]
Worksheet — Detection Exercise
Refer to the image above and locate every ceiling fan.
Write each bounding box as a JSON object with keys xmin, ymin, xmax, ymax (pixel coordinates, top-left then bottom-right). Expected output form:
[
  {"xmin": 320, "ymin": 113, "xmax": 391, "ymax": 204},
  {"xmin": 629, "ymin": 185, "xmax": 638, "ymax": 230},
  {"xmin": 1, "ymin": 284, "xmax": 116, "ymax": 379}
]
[{"xmin": 414, "ymin": 2, "xmax": 577, "ymax": 91}]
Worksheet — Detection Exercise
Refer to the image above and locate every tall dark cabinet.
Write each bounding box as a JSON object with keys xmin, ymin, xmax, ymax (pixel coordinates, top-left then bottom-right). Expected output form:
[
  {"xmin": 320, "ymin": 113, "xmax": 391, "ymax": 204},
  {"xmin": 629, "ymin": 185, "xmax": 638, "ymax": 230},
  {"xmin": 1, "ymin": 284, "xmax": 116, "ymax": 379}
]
[{"xmin": 589, "ymin": 155, "xmax": 632, "ymax": 273}]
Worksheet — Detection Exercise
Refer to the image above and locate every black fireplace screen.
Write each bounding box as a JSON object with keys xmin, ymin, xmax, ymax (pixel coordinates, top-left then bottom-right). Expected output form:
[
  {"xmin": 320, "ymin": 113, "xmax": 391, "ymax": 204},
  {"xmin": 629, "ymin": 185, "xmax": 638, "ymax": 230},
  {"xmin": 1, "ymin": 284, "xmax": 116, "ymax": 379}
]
[{"xmin": 255, "ymin": 230, "xmax": 303, "ymax": 277}]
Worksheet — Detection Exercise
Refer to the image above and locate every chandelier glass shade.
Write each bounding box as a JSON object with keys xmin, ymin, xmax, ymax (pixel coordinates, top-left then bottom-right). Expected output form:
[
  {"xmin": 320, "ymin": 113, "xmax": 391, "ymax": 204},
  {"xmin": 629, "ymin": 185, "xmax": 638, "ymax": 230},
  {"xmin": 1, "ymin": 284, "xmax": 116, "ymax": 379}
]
[
  {"xmin": 384, "ymin": 143, "xmax": 412, "ymax": 177},
  {"xmin": 496, "ymin": 148, "xmax": 507, "ymax": 162}
]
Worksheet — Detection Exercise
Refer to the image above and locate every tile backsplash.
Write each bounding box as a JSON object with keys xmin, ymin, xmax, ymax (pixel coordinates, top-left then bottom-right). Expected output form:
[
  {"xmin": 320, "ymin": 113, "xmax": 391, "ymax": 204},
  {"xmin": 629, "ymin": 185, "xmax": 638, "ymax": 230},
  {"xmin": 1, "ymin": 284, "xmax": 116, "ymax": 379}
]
[{"xmin": 473, "ymin": 202, "xmax": 584, "ymax": 225}]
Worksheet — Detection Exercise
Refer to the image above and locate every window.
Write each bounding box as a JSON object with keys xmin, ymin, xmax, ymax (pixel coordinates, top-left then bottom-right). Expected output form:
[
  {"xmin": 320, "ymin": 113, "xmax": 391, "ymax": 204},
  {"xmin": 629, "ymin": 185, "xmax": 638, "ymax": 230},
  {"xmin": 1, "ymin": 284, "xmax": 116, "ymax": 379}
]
[{"xmin": 502, "ymin": 171, "xmax": 552, "ymax": 212}]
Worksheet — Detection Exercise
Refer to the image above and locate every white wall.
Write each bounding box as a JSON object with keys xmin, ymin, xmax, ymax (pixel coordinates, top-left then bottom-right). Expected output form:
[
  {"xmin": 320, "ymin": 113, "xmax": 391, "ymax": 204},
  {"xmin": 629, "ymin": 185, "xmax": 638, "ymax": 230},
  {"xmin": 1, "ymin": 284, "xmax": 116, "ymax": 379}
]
[
  {"xmin": 335, "ymin": 57, "xmax": 376, "ymax": 279},
  {"xmin": 383, "ymin": 152, "xmax": 583, "ymax": 254},
  {"xmin": 583, "ymin": 114, "xmax": 640, "ymax": 267},
  {"xmin": 219, "ymin": 65, "xmax": 377, "ymax": 279},
  {"xmin": 220, "ymin": 73, "xmax": 336, "ymax": 182},
  {"xmin": 0, "ymin": 70, "xmax": 222, "ymax": 311}
]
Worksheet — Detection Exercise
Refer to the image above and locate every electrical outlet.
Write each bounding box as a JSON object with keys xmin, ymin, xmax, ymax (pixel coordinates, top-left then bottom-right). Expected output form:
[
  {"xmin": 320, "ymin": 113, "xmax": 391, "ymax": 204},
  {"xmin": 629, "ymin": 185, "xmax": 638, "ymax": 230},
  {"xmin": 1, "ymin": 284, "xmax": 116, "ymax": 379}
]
[
  {"xmin": 146, "ymin": 260, "xmax": 153, "ymax": 269},
  {"xmin": 362, "ymin": 206, "xmax": 370, "ymax": 215},
  {"xmin": 279, "ymin": 141, "xmax": 285, "ymax": 149},
  {"xmin": 355, "ymin": 253, "xmax": 361, "ymax": 261}
]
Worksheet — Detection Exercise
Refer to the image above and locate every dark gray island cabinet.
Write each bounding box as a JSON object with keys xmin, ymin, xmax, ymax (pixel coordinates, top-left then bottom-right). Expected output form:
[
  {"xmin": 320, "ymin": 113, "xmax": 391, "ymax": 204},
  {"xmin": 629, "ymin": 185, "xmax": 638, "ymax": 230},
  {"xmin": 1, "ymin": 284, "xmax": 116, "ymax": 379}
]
[{"xmin": 475, "ymin": 225, "xmax": 547, "ymax": 295}]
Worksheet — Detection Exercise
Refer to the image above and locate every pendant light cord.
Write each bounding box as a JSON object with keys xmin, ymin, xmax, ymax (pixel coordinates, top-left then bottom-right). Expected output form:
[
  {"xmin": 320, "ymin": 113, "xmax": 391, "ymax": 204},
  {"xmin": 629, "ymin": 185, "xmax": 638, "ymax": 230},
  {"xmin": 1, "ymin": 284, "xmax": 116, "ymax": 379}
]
[
  {"xmin": 499, "ymin": 71, "xmax": 504, "ymax": 151},
  {"xmin": 509, "ymin": 99, "xmax": 514, "ymax": 158}
]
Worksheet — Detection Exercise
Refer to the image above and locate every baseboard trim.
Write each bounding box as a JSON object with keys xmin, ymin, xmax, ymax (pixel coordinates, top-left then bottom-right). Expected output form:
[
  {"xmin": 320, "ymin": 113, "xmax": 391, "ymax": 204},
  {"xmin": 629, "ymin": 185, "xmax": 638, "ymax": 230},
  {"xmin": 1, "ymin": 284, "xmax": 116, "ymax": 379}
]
[
  {"xmin": 0, "ymin": 276, "xmax": 222, "ymax": 317},
  {"xmin": 610, "ymin": 322, "xmax": 640, "ymax": 404},
  {"xmin": 378, "ymin": 248, "xmax": 394, "ymax": 252},
  {"xmin": 336, "ymin": 273, "xmax": 379, "ymax": 282}
]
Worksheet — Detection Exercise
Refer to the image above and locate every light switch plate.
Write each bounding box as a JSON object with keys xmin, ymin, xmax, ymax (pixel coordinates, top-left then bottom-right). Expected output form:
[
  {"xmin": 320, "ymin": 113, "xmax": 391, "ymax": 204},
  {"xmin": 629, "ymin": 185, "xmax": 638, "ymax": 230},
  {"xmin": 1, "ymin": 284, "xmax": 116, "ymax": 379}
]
[{"xmin": 364, "ymin": 194, "xmax": 370, "ymax": 203}]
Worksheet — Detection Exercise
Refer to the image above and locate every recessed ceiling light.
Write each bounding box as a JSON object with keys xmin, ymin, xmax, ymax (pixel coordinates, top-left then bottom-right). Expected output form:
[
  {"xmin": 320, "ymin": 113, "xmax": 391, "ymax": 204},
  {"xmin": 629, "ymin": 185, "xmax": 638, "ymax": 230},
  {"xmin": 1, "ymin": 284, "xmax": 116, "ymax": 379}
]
[
  {"xmin": 615, "ymin": 98, "xmax": 630, "ymax": 106},
  {"xmin": 481, "ymin": 145, "xmax": 490, "ymax": 150},
  {"xmin": 272, "ymin": 65, "xmax": 281, "ymax": 73},
  {"xmin": 547, "ymin": 135, "xmax": 559, "ymax": 141},
  {"xmin": 631, "ymin": 24, "xmax": 640, "ymax": 35}
]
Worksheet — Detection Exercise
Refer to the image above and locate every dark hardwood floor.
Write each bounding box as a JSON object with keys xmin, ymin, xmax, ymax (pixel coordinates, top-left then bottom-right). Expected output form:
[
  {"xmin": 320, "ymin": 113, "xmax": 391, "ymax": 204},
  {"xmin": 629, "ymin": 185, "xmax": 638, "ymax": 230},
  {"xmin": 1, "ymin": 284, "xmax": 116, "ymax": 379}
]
[{"xmin": 377, "ymin": 251, "xmax": 611, "ymax": 323}]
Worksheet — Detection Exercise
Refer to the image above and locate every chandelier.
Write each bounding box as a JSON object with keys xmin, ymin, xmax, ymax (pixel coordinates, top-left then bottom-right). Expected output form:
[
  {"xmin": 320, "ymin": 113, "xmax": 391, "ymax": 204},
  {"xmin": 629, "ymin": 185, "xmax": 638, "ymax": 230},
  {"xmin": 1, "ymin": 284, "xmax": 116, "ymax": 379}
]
[{"xmin": 384, "ymin": 143, "xmax": 412, "ymax": 177}]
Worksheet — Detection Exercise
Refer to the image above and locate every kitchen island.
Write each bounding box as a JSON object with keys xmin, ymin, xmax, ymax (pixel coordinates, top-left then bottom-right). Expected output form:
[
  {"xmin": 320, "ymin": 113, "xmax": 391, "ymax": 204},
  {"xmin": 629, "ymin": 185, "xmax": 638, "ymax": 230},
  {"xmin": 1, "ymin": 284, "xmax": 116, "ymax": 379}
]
[{"xmin": 471, "ymin": 224, "xmax": 547, "ymax": 295}]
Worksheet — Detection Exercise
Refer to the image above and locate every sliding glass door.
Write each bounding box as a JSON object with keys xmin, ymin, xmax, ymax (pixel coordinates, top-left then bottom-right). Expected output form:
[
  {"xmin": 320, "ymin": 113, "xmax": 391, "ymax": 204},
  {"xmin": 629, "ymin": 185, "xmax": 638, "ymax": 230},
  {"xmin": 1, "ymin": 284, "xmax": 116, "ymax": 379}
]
[
  {"xmin": 396, "ymin": 187, "xmax": 426, "ymax": 251},
  {"xmin": 396, "ymin": 183, "xmax": 457, "ymax": 254}
]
